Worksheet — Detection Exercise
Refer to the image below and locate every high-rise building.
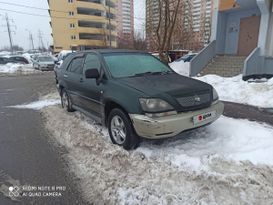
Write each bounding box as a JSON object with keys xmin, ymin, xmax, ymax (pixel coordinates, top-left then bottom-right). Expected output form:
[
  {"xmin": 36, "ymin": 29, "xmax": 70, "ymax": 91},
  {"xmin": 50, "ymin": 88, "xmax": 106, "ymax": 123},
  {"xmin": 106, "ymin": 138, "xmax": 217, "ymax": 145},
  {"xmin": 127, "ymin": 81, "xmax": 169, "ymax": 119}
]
[
  {"xmin": 190, "ymin": 0, "xmax": 213, "ymax": 46},
  {"xmin": 146, "ymin": 0, "xmax": 213, "ymax": 51},
  {"xmin": 116, "ymin": 0, "xmax": 134, "ymax": 48},
  {"xmin": 48, "ymin": 0, "xmax": 117, "ymax": 53},
  {"xmin": 145, "ymin": 0, "xmax": 160, "ymax": 50}
]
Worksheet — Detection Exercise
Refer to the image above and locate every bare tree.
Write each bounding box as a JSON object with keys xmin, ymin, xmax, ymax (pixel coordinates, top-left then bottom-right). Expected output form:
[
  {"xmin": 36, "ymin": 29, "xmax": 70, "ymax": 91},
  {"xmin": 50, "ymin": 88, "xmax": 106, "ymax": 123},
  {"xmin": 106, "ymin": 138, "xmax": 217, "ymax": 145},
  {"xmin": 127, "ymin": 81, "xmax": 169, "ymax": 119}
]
[
  {"xmin": 133, "ymin": 32, "xmax": 147, "ymax": 50},
  {"xmin": 151, "ymin": 0, "xmax": 182, "ymax": 62}
]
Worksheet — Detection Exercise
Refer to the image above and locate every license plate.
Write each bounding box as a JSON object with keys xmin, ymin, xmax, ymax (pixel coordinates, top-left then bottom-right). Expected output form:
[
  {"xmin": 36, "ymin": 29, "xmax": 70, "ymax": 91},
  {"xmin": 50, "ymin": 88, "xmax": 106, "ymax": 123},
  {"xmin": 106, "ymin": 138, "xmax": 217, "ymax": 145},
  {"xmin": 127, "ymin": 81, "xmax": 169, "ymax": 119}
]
[{"xmin": 193, "ymin": 111, "xmax": 216, "ymax": 125}]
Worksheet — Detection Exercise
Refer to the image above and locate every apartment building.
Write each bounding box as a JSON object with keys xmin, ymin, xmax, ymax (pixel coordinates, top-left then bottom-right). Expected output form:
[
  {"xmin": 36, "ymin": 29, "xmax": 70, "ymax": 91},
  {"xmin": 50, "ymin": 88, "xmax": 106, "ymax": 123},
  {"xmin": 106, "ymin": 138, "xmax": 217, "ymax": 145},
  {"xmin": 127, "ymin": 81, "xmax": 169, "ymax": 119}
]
[
  {"xmin": 190, "ymin": 0, "xmax": 213, "ymax": 45},
  {"xmin": 48, "ymin": 0, "xmax": 117, "ymax": 53},
  {"xmin": 190, "ymin": 0, "xmax": 273, "ymax": 80},
  {"xmin": 116, "ymin": 0, "xmax": 134, "ymax": 48},
  {"xmin": 146, "ymin": 0, "xmax": 213, "ymax": 51},
  {"xmin": 146, "ymin": 0, "xmax": 159, "ymax": 50}
]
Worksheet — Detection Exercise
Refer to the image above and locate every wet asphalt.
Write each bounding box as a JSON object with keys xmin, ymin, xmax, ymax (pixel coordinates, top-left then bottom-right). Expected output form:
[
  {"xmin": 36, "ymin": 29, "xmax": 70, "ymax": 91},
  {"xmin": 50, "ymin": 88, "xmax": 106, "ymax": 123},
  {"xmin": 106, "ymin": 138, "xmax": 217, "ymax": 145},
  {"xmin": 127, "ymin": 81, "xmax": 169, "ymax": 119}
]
[
  {"xmin": 0, "ymin": 73, "xmax": 272, "ymax": 205},
  {"xmin": 0, "ymin": 73, "xmax": 89, "ymax": 205}
]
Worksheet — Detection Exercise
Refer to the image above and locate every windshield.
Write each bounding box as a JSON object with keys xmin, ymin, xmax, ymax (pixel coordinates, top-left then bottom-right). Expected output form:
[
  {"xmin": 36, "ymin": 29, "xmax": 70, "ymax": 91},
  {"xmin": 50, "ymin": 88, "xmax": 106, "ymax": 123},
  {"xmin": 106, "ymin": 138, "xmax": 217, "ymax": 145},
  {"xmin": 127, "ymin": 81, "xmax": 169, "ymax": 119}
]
[
  {"xmin": 103, "ymin": 53, "xmax": 172, "ymax": 78},
  {"xmin": 39, "ymin": 57, "xmax": 53, "ymax": 62}
]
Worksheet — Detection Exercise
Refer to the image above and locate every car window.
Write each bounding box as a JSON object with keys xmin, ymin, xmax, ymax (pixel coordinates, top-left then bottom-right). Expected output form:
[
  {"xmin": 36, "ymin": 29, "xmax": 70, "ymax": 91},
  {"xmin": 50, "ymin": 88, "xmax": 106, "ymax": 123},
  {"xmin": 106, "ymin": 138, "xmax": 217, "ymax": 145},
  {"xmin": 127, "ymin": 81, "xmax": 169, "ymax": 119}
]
[
  {"xmin": 103, "ymin": 53, "xmax": 171, "ymax": 78},
  {"xmin": 68, "ymin": 57, "xmax": 84, "ymax": 74},
  {"xmin": 39, "ymin": 57, "xmax": 53, "ymax": 62},
  {"xmin": 83, "ymin": 54, "xmax": 101, "ymax": 72}
]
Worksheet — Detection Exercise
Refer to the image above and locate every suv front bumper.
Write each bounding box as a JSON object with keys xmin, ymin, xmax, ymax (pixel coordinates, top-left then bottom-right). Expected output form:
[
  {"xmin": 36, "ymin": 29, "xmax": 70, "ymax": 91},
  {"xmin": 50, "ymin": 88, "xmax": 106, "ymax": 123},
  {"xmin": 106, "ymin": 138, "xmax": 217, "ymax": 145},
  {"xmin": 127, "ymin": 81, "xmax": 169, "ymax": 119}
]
[{"xmin": 129, "ymin": 101, "xmax": 224, "ymax": 139}]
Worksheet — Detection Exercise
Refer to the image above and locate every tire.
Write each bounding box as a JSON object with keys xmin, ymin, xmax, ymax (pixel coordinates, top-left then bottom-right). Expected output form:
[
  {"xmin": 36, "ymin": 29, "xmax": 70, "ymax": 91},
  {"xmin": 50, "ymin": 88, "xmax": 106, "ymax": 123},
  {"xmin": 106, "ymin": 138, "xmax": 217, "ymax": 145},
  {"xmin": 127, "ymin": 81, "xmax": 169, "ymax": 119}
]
[
  {"xmin": 61, "ymin": 89, "xmax": 74, "ymax": 112},
  {"xmin": 108, "ymin": 108, "xmax": 140, "ymax": 150}
]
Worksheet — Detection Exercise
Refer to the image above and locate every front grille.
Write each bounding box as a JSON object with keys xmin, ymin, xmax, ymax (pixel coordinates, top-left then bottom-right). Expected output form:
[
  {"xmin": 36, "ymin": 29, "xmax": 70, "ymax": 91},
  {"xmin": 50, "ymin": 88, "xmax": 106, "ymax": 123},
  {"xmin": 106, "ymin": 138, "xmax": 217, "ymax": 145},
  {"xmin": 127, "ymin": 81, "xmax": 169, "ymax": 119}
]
[
  {"xmin": 47, "ymin": 65, "xmax": 54, "ymax": 68},
  {"xmin": 176, "ymin": 93, "xmax": 211, "ymax": 109}
]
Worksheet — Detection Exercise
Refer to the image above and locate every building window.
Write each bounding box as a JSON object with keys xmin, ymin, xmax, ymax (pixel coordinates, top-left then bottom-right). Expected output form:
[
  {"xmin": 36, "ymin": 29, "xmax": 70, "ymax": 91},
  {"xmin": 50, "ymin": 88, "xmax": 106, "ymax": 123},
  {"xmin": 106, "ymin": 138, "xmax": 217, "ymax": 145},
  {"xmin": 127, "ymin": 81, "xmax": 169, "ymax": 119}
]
[
  {"xmin": 70, "ymin": 23, "xmax": 75, "ymax": 28},
  {"xmin": 68, "ymin": 0, "xmax": 73, "ymax": 3},
  {"xmin": 71, "ymin": 35, "xmax": 76, "ymax": 40},
  {"xmin": 69, "ymin": 11, "xmax": 74, "ymax": 16}
]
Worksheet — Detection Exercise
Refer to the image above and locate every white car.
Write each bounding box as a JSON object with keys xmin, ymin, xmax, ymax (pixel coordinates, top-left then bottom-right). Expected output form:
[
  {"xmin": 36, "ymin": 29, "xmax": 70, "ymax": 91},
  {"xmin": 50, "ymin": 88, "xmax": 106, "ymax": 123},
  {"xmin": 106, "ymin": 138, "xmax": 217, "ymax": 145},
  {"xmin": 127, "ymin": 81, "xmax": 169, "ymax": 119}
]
[{"xmin": 33, "ymin": 56, "xmax": 55, "ymax": 71}]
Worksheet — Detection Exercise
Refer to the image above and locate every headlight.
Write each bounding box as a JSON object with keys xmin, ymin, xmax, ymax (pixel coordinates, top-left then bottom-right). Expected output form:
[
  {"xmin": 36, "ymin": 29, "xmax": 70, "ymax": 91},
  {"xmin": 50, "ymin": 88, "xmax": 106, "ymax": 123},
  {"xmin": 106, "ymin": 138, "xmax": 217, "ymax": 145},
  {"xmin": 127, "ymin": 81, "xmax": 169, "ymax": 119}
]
[
  {"xmin": 212, "ymin": 88, "xmax": 219, "ymax": 101},
  {"xmin": 139, "ymin": 98, "xmax": 174, "ymax": 113}
]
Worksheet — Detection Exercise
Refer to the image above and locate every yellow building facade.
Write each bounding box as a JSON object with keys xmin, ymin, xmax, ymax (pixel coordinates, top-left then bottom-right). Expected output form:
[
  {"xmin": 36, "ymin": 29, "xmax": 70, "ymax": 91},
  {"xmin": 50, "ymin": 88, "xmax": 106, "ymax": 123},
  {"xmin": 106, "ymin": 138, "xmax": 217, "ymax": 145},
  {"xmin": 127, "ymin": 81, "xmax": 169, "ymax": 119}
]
[{"xmin": 48, "ymin": 0, "xmax": 117, "ymax": 53}]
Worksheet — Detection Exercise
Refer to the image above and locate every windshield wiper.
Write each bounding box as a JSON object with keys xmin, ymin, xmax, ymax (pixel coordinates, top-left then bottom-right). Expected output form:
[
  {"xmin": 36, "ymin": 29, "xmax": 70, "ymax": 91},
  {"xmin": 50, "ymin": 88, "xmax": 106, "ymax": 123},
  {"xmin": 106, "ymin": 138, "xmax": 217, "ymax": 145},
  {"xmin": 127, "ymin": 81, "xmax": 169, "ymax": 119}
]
[
  {"xmin": 133, "ymin": 72, "xmax": 154, "ymax": 77},
  {"xmin": 132, "ymin": 71, "xmax": 173, "ymax": 77}
]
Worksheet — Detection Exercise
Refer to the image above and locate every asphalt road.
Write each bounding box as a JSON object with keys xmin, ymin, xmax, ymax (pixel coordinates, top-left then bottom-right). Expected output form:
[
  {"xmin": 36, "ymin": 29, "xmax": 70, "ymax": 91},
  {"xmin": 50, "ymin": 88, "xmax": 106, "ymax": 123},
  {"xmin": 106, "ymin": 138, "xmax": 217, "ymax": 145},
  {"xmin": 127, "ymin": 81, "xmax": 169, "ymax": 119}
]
[
  {"xmin": 0, "ymin": 73, "xmax": 89, "ymax": 205},
  {"xmin": 0, "ymin": 73, "xmax": 272, "ymax": 205}
]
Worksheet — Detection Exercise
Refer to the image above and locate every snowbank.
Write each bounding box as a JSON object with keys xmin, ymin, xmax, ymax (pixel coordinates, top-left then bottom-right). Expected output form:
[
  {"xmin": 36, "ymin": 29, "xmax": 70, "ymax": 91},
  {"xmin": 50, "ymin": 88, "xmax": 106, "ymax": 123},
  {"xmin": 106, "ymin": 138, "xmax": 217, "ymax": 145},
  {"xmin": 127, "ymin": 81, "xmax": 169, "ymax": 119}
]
[
  {"xmin": 169, "ymin": 61, "xmax": 190, "ymax": 76},
  {"xmin": 138, "ymin": 116, "xmax": 273, "ymax": 170},
  {"xmin": 197, "ymin": 75, "xmax": 273, "ymax": 108},
  {"xmin": 0, "ymin": 63, "xmax": 38, "ymax": 74},
  {"xmin": 40, "ymin": 100, "xmax": 273, "ymax": 205}
]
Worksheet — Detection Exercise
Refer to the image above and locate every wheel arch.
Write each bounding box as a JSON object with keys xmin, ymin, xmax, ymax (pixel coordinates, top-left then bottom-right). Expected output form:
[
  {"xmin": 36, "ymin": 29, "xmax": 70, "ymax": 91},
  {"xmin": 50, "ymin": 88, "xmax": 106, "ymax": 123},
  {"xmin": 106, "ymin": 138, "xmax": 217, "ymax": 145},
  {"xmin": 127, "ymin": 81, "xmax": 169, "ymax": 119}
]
[{"xmin": 104, "ymin": 100, "xmax": 130, "ymax": 126}]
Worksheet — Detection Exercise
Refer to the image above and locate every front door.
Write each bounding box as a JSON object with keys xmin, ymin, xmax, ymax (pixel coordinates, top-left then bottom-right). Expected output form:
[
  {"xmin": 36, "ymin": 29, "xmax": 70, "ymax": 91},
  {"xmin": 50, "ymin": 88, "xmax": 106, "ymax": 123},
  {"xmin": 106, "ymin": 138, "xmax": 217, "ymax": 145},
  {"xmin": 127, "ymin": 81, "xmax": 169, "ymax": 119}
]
[
  {"xmin": 238, "ymin": 16, "xmax": 260, "ymax": 56},
  {"xmin": 79, "ymin": 53, "xmax": 104, "ymax": 118}
]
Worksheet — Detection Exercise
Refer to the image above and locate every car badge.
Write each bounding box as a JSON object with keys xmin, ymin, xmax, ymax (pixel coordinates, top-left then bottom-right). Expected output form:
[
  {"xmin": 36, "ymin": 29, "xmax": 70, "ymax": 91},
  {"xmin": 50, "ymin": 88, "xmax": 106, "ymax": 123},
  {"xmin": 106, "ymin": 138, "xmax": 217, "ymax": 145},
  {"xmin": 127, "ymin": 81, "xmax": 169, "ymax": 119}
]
[{"xmin": 194, "ymin": 96, "xmax": 201, "ymax": 102}]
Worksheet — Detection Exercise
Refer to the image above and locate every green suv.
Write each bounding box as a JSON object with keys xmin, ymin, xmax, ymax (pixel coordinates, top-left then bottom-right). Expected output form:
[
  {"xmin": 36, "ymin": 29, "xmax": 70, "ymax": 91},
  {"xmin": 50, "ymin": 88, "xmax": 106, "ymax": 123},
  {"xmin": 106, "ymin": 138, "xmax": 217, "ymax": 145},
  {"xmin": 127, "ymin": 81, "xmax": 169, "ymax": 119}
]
[{"xmin": 56, "ymin": 50, "xmax": 224, "ymax": 150}]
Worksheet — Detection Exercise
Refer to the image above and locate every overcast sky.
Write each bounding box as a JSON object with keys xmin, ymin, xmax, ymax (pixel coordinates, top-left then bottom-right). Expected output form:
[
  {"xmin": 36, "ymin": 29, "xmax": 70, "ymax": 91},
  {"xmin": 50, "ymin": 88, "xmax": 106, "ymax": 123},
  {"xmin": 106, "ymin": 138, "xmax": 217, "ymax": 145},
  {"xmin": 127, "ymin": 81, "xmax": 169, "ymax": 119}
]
[{"xmin": 0, "ymin": 0, "xmax": 145, "ymax": 50}]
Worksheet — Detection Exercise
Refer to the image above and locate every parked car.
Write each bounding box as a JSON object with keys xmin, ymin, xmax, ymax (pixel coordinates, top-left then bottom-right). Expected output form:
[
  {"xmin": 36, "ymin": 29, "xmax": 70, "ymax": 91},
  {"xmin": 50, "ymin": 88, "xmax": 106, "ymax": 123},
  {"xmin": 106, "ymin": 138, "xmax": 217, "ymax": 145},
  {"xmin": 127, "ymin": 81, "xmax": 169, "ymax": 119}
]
[
  {"xmin": 33, "ymin": 56, "xmax": 55, "ymax": 71},
  {"xmin": 175, "ymin": 53, "xmax": 197, "ymax": 63},
  {"xmin": 56, "ymin": 50, "xmax": 224, "ymax": 150},
  {"xmin": 0, "ymin": 57, "xmax": 16, "ymax": 64},
  {"xmin": 9, "ymin": 56, "xmax": 29, "ymax": 64}
]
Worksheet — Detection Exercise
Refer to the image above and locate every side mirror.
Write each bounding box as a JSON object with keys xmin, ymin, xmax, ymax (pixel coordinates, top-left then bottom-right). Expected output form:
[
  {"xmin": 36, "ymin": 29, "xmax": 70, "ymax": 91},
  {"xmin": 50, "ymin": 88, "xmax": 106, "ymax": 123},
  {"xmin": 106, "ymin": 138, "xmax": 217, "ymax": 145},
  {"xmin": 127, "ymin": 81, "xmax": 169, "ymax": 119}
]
[{"xmin": 85, "ymin": 69, "xmax": 100, "ymax": 79}]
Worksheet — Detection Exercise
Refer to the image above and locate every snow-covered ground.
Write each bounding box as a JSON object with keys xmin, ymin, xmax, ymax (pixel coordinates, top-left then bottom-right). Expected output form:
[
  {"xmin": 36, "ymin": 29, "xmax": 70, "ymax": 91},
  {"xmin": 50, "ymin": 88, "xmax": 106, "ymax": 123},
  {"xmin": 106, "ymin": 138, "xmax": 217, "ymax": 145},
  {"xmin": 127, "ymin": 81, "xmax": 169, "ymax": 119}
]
[
  {"xmin": 197, "ymin": 75, "xmax": 273, "ymax": 108},
  {"xmin": 169, "ymin": 61, "xmax": 190, "ymax": 76},
  {"xmin": 0, "ymin": 63, "xmax": 39, "ymax": 75},
  {"xmin": 8, "ymin": 94, "xmax": 271, "ymax": 204},
  {"xmin": 169, "ymin": 61, "xmax": 273, "ymax": 108}
]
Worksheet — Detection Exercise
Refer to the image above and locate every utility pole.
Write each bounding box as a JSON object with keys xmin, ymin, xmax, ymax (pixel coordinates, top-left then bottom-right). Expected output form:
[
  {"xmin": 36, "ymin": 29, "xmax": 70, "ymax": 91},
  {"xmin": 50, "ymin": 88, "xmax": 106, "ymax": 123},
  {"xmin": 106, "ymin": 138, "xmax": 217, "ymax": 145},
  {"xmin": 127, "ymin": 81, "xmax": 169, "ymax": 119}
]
[
  {"xmin": 38, "ymin": 29, "xmax": 45, "ymax": 51},
  {"xmin": 5, "ymin": 14, "xmax": 14, "ymax": 54},
  {"xmin": 26, "ymin": 29, "xmax": 35, "ymax": 50},
  {"xmin": 29, "ymin": 33, "xmax": 35, "ymax": 50}
]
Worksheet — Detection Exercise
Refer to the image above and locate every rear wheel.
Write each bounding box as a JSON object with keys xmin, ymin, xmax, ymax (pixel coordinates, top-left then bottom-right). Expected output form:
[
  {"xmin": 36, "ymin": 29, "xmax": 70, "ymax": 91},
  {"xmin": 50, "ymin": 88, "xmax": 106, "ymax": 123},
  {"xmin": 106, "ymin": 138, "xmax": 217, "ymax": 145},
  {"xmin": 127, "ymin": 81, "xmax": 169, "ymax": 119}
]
[
  {"xmin": 108, "ymin": 108, "xmax": 139, "ymax": 150},
  {"xmin": 61, "ymin": 89, "xmax": 74, "ymax": 112}
]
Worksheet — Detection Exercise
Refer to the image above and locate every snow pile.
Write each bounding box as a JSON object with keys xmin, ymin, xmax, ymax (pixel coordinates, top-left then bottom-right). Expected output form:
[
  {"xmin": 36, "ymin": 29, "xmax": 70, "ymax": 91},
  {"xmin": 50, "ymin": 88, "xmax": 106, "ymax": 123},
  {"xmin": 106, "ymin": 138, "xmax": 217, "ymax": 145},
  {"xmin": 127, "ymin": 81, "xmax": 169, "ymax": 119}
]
[
  {"xmin": 7, "ymin": 93, "xmax": 61, "ymax": 110},
  {"xmin": 0, "ymin": 51, "xmax": 11, "ymax": 57},
  {"xmin": 41, "ymin": 103, "xmax": 273, "ymax": 205},
  {"xmin": 196, "ymin": 75, "xmax": 273, "ymax": 108},
  {"xmin": 22, "ymin": 53, "xmax": 32, "ymax": 62},
  {"xmin": 8, "ymin": 99, "xmax": 60, "ymax": 110},
  {"xmin": 0, "ymin": 63, "xmax": 38, "ymax": 74},
  {"xmin": 138, "ymin": 116, "xmax": 273, "ymax": 170},
  {"xmin": 169, "ymin": 61, "xmax": 190, "ymax": 76}
]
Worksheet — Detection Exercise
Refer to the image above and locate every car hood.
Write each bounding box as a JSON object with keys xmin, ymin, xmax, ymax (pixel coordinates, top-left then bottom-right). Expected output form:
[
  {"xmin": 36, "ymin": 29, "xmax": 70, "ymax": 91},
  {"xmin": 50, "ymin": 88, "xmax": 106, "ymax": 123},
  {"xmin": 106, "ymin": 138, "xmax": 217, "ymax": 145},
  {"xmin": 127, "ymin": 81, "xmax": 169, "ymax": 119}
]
[{"xmin": 118, "ymin": 73, "xmax": 212, "ymax": 98}]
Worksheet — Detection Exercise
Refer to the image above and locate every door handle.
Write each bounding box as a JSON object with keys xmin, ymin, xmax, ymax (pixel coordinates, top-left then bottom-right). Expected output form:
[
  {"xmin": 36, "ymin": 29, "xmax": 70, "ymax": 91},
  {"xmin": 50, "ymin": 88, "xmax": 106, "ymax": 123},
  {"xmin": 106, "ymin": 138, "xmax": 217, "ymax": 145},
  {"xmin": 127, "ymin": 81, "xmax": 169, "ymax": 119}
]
[{"xmin": 64, "ymin": 74, "xmax": 68, "ymax": 78}]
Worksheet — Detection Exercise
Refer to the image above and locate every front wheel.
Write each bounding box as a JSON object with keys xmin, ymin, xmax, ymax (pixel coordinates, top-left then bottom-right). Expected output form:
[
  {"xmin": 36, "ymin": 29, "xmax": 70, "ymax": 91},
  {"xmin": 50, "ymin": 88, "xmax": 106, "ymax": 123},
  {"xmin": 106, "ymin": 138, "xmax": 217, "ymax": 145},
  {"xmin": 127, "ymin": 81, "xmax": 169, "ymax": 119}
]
[
  {"xmin": 108, "ymin": 108, "xmax": 139, "ymax": 150},
  {"xmin": 61, "ymin": 89, "xmax": 74, "ymax": 112}
]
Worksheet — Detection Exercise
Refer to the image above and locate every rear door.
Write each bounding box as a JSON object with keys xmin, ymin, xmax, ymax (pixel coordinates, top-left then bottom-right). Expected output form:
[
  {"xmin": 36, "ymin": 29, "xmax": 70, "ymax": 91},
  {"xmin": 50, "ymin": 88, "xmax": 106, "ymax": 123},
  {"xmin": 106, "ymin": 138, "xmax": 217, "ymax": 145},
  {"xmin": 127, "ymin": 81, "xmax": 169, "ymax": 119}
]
[
  {"xmin": 62, "ymin": 56, "xmax": 85, "ymax": 107},
  {"xmin": 79, "ymin": 53, "xmax": 104, "ymax": 118}
]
